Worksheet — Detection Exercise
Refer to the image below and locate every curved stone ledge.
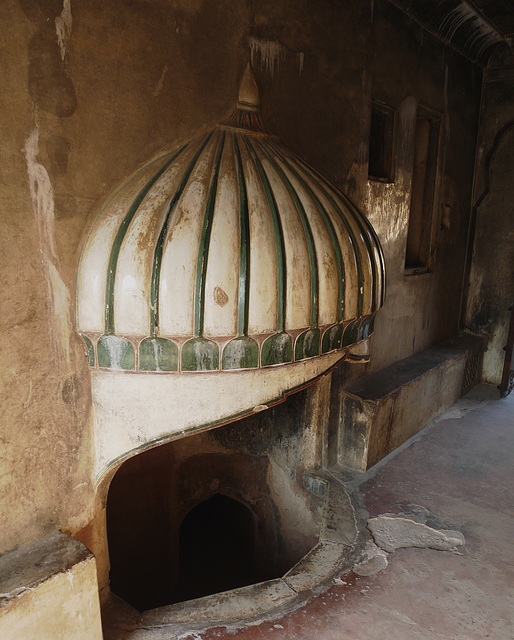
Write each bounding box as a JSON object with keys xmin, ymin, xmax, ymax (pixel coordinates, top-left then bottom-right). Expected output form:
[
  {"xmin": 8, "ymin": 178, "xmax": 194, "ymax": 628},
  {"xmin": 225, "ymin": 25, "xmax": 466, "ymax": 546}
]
[{"xmin": 91, "ymin": 349, "xmax": 354, "ymax": 481}]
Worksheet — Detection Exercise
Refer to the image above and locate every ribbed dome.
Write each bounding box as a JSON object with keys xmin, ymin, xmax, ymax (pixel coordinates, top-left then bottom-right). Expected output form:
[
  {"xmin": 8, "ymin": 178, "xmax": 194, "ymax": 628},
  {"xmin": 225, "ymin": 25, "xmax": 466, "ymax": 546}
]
[{"xmin": 77, "ymin": 67, "xmax": 385, "ymax": 373}]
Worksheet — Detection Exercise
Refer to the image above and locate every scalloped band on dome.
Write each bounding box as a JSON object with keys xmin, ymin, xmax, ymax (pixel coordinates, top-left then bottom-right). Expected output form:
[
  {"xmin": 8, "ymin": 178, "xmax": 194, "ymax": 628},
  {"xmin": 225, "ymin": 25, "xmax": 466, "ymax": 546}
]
[{"xmin": 80, "ymin": 314, "xmax": 377, "ymax": 372}]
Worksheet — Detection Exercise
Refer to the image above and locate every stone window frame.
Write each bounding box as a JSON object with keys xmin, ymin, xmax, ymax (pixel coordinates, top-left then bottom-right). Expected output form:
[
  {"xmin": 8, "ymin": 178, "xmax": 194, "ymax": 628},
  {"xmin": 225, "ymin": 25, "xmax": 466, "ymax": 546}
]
[
  {"xmin": 404, "ymin": 104, "xmax": 444, "ymax": 275},
  {"xmin": 368, "ymin": 99, "xmax": 397, "ymax": 184}
]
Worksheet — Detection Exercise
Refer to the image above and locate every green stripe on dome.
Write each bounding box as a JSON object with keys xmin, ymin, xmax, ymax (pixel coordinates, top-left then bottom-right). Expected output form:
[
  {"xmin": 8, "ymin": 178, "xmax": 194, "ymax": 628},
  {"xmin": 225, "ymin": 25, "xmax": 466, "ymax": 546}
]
[
  {"xmin": 294, "ymin": 154, "xmax": 383, "ymax": 313},
  {"xmin": 80, "ymin": 334, "xmax": 95, "ymax": 367},
  {"xmin": 341, "ymin": 190, "xmax": 386, "ymax": 306},
  {"xmin": 194, "ymin": 131, "xmax": 226, "ymax": 337},
  {"xmin": 339, "ymin": 190, "xmax": 386, "ymax": 307},
  {"xmin": 364, "ymin": 213, "xmax": 386, "ymax": 306},
  {"xmin": 266, "ymin": 140, "xmax": 345, "ymax": 323},
  {"xmin": 150, "ymin": 132, "xmax": 213, "ymax": 336},
  {"xmin": 328, "ymin": 186, "xmax": 379, "ymax": 312},
  {"xmin": 256, "ymin": 138, "xmax": 319, "ymax": 329},
  {"xmin": 278, "ymin": 145, "xmax": 365, "ymax": 318},
  {"xmin": 243, "ymin": 135, "xmax": 287, "ymax": 333},
  {"xmin": 233, "ymin": 134, "xmax": 251, "ymax": 337},
  {"xmin": 104, "ymin": 145, "xmax": 188, "ymax": 335}
]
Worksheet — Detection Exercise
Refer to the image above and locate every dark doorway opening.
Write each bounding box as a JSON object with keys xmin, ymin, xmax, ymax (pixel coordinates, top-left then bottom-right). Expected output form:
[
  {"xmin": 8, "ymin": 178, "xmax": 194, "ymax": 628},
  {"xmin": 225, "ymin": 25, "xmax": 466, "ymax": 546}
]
[
  {"xmin": 106, "ymin": 447, "xmax": 174, "ymax": 612},
  {"xmin": 106, "ymin": 424, "xmax": 315, "ymax": 612},
  {"xmin": 177, "ymin": 493, "xmax": 257, "ymax": 602}
]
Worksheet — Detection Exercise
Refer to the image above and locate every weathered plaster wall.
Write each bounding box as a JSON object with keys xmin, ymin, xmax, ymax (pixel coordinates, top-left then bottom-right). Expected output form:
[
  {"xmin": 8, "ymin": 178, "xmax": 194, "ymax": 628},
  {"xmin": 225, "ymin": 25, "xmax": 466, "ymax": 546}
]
[
  {"xmin": 359, "ymin": 2, "xmax": 481, "ymax": 370},
  {"xmin": 1, "ymin": 0, "xmax": 96, "ymax": 555},
  {"xmin": 466, "ymin": 45, "xmax": 514, "ymax": 385},
  {"xmin": 1, "ymin": 0, "xmax": 251, "ymax": 557},
  {"xmin": 0, "ymin": 0, "xmax": 480, "ymax": 561}
]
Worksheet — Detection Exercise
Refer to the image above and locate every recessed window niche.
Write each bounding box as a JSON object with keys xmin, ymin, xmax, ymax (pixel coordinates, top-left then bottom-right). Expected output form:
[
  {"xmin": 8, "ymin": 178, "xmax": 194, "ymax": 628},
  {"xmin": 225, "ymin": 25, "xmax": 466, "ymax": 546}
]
[
  {"xmin": 405, "ymin": 106, "xmax": 442, "ymax": 273},
  {"xmin": 368, "ymin": 100, "xmax": 396, "ymax": 183},
  {"xmin": 106, "ymin": 397, "xmax": 319, "ymax": 612}
]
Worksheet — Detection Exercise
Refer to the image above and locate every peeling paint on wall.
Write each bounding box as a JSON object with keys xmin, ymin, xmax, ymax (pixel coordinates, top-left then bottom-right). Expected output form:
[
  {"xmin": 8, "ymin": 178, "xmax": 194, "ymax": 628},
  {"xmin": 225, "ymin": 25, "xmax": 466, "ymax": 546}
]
[
  {"xmin": 55, "ymin": 0, "xmax": 73, "ymax": 61},
  {"xmin": 366, "ymin": 181, "xmax": 409, "ymax": 245},
  {"xmin": 297, "ymin": 52, "xmax": 304, "ymax": 77},
  {"xmin": 24, "ymin": 126, "xmax": 72, "ymax": 365},
  {"xmin": 153, "ymin": 65, "xmax": 169, "ymax": 96},
  {"xmin": 364, "ymin": 95, "xmax": 417, "ymax": 248},
  {"xmin": 249, "ymin": 37, "xmax": 286, "ymax": 77},
  {"xmin": 439, "ymin": 2, "xmax": 501, "ymax": 59}
]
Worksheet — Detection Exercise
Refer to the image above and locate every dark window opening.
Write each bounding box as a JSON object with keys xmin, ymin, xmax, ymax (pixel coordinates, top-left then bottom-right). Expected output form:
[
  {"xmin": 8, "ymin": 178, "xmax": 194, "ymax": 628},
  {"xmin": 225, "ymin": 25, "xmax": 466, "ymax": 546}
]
[
  {"xmin": 405, "ymin": 108, "xmax": 441, "ymax": 273},
  {"xmin": 177, "ymin": 494, "xmax": 257, "ymax": 603},
  {"xmin": 368, "ymin": 101, "xmax": 396, "ymax": 183}
]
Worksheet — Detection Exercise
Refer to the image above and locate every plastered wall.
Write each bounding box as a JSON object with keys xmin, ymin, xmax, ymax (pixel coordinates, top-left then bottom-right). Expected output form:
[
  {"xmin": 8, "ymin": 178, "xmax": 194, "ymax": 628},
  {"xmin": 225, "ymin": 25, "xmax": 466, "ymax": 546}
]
[
  {"xmin": 0, "ymin": 0, "xmax": 480, "ymax": 556},
  {"xmin": 466, "ymin": 45, "xmax": 514, "ymax": 385}
]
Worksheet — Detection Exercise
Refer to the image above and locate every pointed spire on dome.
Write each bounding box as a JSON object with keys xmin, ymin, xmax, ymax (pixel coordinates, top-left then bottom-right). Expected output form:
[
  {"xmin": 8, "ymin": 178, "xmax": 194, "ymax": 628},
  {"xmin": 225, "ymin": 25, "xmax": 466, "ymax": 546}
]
[
  {"xmin": 221, "ymin": 64, "xmax": 267, "ymax": 135},
  {"xmin": 237, "ymin": 64, "xmax": 260, "ymax": 111}
]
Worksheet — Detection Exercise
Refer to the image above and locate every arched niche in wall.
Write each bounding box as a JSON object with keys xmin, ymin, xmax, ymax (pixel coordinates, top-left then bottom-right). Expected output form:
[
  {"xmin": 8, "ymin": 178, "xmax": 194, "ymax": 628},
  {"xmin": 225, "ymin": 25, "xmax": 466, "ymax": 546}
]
[
  {"xmin": 178, "ymin": 494, "xmax": 257, "ymax": 602},
  {"xmin": 105, "ymin": 415, "xmax": 318, "ymax": 612}
]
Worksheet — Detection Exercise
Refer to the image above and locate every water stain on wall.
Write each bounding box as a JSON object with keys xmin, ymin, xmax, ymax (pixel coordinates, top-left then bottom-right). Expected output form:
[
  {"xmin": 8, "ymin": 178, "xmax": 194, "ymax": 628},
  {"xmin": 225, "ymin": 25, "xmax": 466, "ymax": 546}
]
[
  {"xmin": 28, "ymin": 29, "xmax": 77, "ymax": 117},
  {"xmin": 45, "ymin": 135, "xmax": 71, "ymax": 177},
  {"xmin": 24, "ymin": 126, "xmax": 72, "ymax": 367},
  {"xmin": 55, "ymin": 0, "xmax": 72, "ymax": 61},
  {"xmin": 249, "ymin": 37, "xmax": 286, "ymax": 77}
]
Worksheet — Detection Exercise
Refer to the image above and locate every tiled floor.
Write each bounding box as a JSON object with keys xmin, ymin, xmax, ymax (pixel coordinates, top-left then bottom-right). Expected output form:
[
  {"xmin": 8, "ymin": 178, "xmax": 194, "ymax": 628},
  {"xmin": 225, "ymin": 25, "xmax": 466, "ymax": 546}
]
[{"xmin": 188, "ymin": 385, "xmax": 514, "ymax": 640}]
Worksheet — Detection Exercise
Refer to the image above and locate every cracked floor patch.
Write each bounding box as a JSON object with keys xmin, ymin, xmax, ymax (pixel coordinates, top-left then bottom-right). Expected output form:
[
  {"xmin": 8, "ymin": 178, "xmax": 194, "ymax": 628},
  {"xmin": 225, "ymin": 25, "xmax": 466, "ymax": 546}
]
[{"xmin": 367, "ymin": 515, "xmax": 465, "ymax": 553}]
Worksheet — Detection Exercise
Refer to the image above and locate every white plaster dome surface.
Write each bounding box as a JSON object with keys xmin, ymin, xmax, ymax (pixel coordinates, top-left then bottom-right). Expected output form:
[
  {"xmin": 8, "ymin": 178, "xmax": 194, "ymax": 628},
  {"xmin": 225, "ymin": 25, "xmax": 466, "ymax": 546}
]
[{"xmin": 77, "ymin": 67, "xmax": 385, "ymax": 374}]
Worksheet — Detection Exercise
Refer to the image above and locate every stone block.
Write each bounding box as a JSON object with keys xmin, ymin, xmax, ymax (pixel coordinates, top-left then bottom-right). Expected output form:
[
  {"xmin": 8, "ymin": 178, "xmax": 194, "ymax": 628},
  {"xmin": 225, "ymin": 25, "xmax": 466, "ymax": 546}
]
[
  {"xmin": 334, "ymin": 334, "xmax": 486, "ymax": 470},
  {"xmin": 0, "ymin": 531, "xmax": 102, "ymax": 640},
  {"xmin": 284, "ymin": 541, "xmax": 347, "ymax": 593}
]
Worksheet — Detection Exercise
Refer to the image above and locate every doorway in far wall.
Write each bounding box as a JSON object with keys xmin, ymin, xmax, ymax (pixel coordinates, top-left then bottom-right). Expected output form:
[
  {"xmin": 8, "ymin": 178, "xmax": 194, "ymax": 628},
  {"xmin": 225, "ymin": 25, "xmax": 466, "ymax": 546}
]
[{"xmin": 177, "ymin": 493, "xmax": 256, "ymax": 602}]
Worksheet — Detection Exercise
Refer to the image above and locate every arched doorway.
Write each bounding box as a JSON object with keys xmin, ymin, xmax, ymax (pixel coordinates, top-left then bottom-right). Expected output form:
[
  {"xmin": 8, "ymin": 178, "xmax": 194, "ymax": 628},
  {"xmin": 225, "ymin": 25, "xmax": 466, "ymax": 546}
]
[
  {"xmin": 177, "ymin": 493, "xmax": 257, "ymax": 602},
  {"xmin": 105, "ymin": 414, "xmax": 317, "ymax": 612}
]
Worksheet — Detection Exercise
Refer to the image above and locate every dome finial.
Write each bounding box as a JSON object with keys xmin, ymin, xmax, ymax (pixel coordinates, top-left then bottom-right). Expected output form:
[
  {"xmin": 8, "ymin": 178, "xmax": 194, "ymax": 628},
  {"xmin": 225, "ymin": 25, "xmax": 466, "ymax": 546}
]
[{"xmin": 237, "ymin": 64, "xmax": 260, "ymax": 111}]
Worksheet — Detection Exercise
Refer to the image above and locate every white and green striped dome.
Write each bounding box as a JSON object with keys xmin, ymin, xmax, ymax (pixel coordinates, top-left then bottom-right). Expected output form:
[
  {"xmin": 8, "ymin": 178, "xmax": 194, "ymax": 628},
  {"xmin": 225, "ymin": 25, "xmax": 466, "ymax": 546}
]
[{"xmin": 77, "ymin": 67, "xmax": 385, "ymax": 374}]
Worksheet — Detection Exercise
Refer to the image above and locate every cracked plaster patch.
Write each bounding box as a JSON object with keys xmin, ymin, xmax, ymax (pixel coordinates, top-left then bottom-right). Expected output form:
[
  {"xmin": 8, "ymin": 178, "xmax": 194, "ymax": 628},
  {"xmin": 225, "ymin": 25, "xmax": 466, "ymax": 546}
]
[{"xmin": 368, "ymin": 515, "xmax": 465, "ymax": 553}]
